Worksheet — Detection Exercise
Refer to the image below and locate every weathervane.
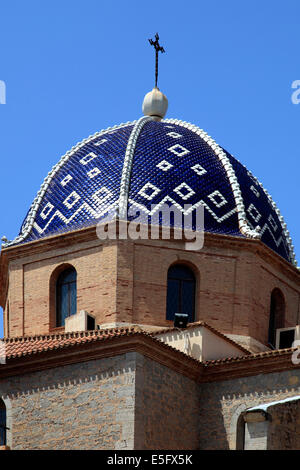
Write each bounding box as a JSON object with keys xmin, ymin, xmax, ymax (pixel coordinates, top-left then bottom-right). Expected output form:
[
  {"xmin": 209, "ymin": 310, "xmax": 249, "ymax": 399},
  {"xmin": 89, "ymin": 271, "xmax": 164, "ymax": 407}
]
[{"xmin": 148, "ymin": 33, "xmax": 165, "ymax": 88}]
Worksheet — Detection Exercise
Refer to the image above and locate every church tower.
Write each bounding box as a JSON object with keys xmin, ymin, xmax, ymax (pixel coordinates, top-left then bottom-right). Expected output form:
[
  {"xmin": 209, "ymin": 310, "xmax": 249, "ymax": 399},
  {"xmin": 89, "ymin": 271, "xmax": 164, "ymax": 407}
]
[
  {"xmin": 1, "ymin": 86, "xmax": 299, "ymax": 352},
  {"xmin": 1, "ymin": 35, "xmax": 300, "ymax": 451}
]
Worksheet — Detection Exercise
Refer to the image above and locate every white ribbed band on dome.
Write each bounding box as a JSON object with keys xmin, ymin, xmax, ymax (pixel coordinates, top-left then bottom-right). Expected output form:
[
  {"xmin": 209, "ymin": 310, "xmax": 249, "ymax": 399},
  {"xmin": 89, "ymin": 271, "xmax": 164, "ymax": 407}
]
[
  {"xmin": 164, "ymin": 119, "xmax": 261, "ymax": 239},
  {"xmin": 229, "ymin": 153, "xmax": 297, "ymax": 266},
  {"xmin": 2, "ymin": 121, "xmax": 137, "ymax": 248},
  {"xmin": 2, "ymin": 116, "xmax": 297, "ymax": 268},
  {"xmin": 118, "ymin": 116, "xmax": 153, "ymax": 219},
  {"xmin": 163, "ymin": 118, "xmax": 296, "ymax": 266}
]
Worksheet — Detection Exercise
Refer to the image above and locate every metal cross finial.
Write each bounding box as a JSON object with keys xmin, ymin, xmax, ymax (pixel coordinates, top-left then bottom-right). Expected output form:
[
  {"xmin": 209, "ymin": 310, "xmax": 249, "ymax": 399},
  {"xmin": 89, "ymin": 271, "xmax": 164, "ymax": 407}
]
[{"xmin": 148, "ymin": 33, "xmax": 165, "ymax": 88}]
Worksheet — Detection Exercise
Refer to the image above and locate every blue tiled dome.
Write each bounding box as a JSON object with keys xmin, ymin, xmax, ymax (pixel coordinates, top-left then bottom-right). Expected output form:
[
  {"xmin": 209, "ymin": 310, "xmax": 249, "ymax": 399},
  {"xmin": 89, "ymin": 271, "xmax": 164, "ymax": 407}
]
[{"xmin": 5, "ymin": 117, "xmax": 296, "ymax": 265}]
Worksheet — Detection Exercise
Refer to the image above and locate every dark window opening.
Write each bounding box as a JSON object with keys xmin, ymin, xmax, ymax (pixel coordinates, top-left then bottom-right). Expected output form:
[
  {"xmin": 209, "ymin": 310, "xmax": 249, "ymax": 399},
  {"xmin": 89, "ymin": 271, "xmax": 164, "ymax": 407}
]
[
  {"xmin": 56, "ymin": 268, "xmax": 77, "ymax": 327},
  {"xmin": 0, "ymin": 399, "xmax": 7, "ymax": 446},
  {"xmin": 166, "ymin": 264, "xmax": 196, "ymax": 323},
  {"xmin": 279, "ymin": 329, "xmax": 295, "ymax": 349},
  {"xmin": 87, "ymin": 315, "xmax": 95, "ymax": 331},
  {"xmin": 268, "ymin": 288, "xmax": 285, "ymax": 348}
]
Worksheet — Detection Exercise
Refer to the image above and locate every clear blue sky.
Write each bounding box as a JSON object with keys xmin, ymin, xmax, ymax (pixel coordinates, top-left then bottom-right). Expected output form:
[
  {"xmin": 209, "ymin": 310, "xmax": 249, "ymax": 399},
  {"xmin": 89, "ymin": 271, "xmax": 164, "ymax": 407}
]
[{"xmin": 1, "ymin": 0, "xmax": 300, "ymax": 338}]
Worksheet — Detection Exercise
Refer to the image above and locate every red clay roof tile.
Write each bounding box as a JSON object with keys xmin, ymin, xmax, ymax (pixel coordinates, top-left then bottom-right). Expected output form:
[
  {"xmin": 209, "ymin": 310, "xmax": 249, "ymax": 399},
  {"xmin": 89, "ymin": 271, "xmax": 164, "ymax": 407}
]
[
  {"xmin": 3, "ymin": 326, "xmax": 144, "ymax": 360},
  {"xmin": 1, "ymin": 324, "xmax": 296, "ymax": 368}
]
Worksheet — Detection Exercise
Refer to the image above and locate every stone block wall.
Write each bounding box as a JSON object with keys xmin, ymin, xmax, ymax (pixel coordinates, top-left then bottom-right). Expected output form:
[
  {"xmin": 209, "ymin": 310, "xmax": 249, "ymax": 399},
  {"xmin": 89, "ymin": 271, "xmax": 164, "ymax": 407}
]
[
  {"xmin": 0, "ymin": 352, "xmax": 201, "ymax": 450},
  {"xmin": 239, "ymin": 398, "xmax": 300, "ymax": 450},
  {"xmin": 198, "ymin": 369, "xmax": 300, "ymax": 450},
  {"xmin": 0, "ymin": 352, "xmax": 137, "ymax": 450},
  {"xmin": 268, "ymin": 399, "xmax": 300, "ymax": 450},
  {"xmin": 134, "ymin": 355, "xmax": 200, "ymax": 450},
  {"xmin": 2, "ymin": 348, "xmax": 300, "ymax": 449}
]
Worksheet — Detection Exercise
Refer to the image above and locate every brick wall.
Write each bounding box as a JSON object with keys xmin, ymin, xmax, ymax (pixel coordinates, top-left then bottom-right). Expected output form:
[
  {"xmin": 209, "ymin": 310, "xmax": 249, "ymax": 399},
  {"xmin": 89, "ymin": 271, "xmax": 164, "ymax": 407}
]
[
  {"xmin": 130, "ymin": 238, "xmax": 300, "ymax": 346},
  {"xmin": 3, "ymin": 232, "xmax": 300, "ymax": 349},
  {"xmin": 5, "ymin": 239, "xmax": 119, "ymax": 336}
]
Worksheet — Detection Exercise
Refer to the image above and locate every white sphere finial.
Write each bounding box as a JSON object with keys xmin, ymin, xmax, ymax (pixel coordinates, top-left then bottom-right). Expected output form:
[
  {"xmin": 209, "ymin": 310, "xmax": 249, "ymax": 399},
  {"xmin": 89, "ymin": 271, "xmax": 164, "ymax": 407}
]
[{"xmin": 142, "ymin": 87, "xmax": 168, "ymax": 120}]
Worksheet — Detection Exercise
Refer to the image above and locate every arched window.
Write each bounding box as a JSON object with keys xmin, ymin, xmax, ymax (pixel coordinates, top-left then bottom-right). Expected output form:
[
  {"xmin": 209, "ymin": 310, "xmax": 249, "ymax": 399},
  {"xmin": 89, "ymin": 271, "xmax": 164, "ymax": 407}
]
[
  {"xmin": 166, "ymin": 264, "xmax": 196, "ymax": 322},
  {"xmin": 268, "ymin": 288, "xmax": 285, "ymax": 348},
  {"xmin": 56, "ymin": 267, "xmax": 77, "ymax": 327},
  {"xmin": 0, "ymin": 399, "xmax": 6, "ymax": 446}
]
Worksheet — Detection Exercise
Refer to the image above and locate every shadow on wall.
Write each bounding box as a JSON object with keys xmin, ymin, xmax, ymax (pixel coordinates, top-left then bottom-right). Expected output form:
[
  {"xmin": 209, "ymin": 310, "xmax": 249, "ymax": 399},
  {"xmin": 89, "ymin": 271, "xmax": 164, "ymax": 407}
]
[
  {"xmin": 267, "ymin": 399, "xmax": 300, "ymax": 450},
  {"xmin": 198, "ymin": 386, "xmax": 229, "ymax": 450}
]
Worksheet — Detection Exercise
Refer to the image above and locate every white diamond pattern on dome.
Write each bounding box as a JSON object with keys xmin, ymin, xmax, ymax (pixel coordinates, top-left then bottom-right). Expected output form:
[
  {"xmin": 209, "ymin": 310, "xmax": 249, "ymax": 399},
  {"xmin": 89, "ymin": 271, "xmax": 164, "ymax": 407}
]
[
  {"xmin": 79, "ymin": 152, "xmax": 98, "ymax": 165},
  {"xmin": 191, "ymin": 164, "xmax": 207, "ymax": 176},
  {"xmin": 93, "ymin": 138, "xmax": 107, "ymax": 147},
  {"xmin": 40, "ymin": 202, "xmax": 54, "ymax": 220},
  {"xmin": 173, "ymin": 182, "xmax": 195, "ymax": 201},
  {"xmin": 208, "ymin": 190, "xmax": 227, "ymax": 208},
  {"xmin": 166, "ymin": 132, "xmax": 182, "ymax": 139},
  {"xmin": 138, "ymin": 182, "xmax": 161, "ymax": 201},
  {"xmin": 92, "ymin": 187, "xmax": 113, "ymax": 205},
  {"xmin": 156, "ymin": 160, "xmax": 173, "ymax": 172},
  {"xmin": 3, "ymin": 118, "xmax": 295, "ymax": 266},
  {"xmin": 167, "ymin": 144, "xmax": 190, "ymax": 157},
  {"xmin": 250, "ymin": 185, "xmax": 260, "ymax": 198},
  {"xmin": 247, "ymin": 203, "xmax": 262, "ymax": 223},
  {"xmin": 63, "ymin": 191, "xmax": 81, "ymax": 209},
  {"xmin": 15, "ymin": 122, "xmax": 136, "ymax": 242},
  {"xmin": 268, "ymin": 214, "xmax": 278, "ymax": 232},
  {"xmin": 60, "ymin": 175, "xmax": 73, "ymax": 187},
  {"xmin": 128, "ymin": 120, "xmax": 240, "ymax": 234},
  {"xmin": 87, "ymin": 167, "xmax": 101, "ymax": 179}
]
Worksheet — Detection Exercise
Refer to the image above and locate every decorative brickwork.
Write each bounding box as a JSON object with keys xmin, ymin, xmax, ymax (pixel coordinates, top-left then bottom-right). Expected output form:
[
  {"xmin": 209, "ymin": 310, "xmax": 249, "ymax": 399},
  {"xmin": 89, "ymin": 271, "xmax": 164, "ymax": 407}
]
[{"xmin": 1, "ymin": 228, "xmax": 299, "ymax": 349}]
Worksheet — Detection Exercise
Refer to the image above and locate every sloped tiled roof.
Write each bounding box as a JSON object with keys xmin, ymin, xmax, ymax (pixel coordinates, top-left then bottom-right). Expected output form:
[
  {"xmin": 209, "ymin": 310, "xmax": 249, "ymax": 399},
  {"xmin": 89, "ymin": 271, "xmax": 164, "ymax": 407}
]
[
  {"xmin": 2, "ymin": 324, "xmax": 296, "ymax": 365},
  {"xmin": 203, "ymin": 346, "xmax": 297, "ymax": 366},
  {"xmin": 3, "ymin": 326, "xmax": 145, "ymax": 360},
  {"xmin": 2, "ymin": 321, "xmax": 251, "ymax": 360},
  {"xmin": 1, "ymin": 325, "xmax": 299, "ymax": 383}
]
